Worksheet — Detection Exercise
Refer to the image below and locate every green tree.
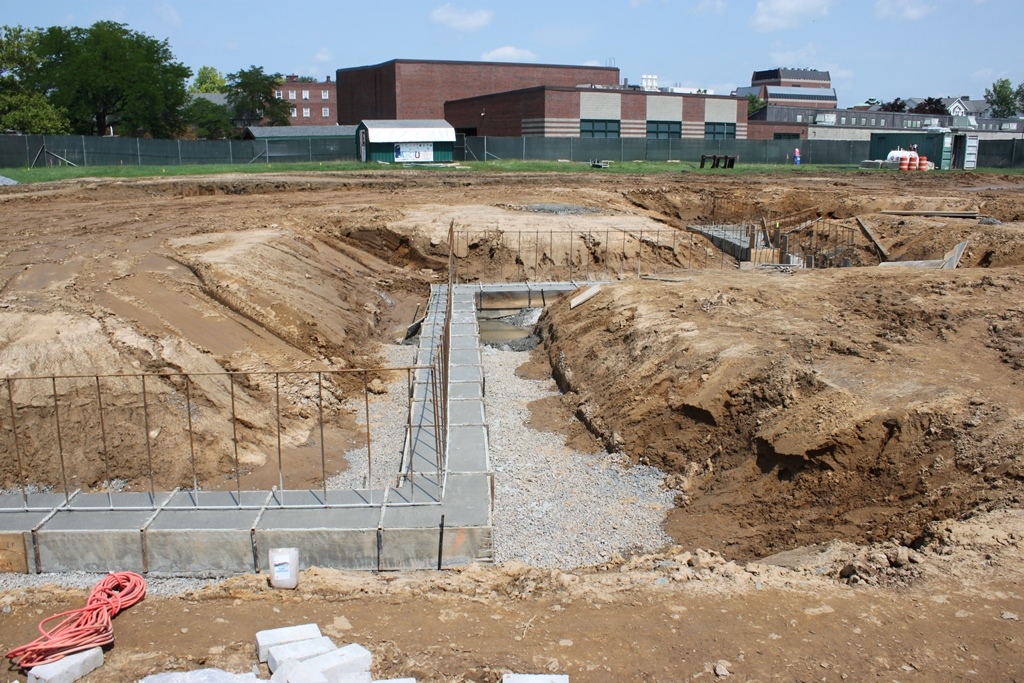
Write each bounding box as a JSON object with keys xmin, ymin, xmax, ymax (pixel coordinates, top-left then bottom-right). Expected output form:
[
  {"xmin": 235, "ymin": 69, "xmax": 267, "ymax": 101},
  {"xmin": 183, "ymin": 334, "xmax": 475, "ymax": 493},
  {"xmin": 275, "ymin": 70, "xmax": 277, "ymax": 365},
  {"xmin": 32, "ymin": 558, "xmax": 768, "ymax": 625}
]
[
  {"xmin": 183, "ymin": 97, "xmax": 234, "ymax": 139},
  {"xmin": 0, "ymin": 25, "xmax": 70, "ymax": 133},
  {"xmin": 746, "ymin": 92, "xmax": 766, "ymax": 115},
  {"xmin": 910, "ymin": 97, "xmax": 947, "ymax": 115},
  {"xmin": 226, "ymin": 66, "xmax": 291, "ymax": 127},
  {"xmin": 189, "ymin": 65, "xmax": 227, "ymax": 94},
  {"xmin": 1017, "ymin": 82, "xmax": 1024, "ymax": 116},
  {"xmin": 30, "ymin": 21, "xmax": 191, "ymax": 137},
  {"xmin": 880, "ymin": 97, "xmax": 907, "ymax": 113},
  {"xmin": 296, "ymin": 75, "xmax": 318, "ymax": 83},
  {"xmin": 985, "ymin": 78, "xmax": 1017, "ymax": 118}
]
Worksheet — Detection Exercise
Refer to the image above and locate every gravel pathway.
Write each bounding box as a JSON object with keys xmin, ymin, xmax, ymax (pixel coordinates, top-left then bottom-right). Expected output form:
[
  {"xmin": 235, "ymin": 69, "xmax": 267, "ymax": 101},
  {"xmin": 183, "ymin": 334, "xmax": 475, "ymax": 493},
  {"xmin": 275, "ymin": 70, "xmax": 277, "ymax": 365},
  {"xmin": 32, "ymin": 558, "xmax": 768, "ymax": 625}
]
[
  {"xmin": 484, "ymin": 346, "xmax": 674, "ymax": 568},
  {"xmin": 325, "ymin": 344, "xmax": 417, "ymax": 491}
]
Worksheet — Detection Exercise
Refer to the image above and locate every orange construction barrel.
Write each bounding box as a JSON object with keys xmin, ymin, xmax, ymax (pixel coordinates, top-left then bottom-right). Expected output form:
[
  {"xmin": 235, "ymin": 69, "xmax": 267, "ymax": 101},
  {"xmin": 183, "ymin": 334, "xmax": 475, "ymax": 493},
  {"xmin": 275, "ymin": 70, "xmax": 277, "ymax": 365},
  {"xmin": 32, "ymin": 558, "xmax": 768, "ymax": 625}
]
[
  {"xmin": 918, "ymin": 155, "xmax": 928, "ymax": 171},
  {"xmin": 899, "ymin": 155, "xmax": 910, "ymax": 171}
]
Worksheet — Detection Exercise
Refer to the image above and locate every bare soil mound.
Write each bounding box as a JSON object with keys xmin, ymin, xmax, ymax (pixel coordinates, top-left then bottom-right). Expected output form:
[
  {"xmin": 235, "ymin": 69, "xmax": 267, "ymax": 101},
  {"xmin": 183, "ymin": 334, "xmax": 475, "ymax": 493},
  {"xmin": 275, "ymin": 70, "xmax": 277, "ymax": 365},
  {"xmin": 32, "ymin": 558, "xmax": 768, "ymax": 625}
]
[{"xmin": 538, "ymin": 269, "xmax": 1024, "ymax": 560}]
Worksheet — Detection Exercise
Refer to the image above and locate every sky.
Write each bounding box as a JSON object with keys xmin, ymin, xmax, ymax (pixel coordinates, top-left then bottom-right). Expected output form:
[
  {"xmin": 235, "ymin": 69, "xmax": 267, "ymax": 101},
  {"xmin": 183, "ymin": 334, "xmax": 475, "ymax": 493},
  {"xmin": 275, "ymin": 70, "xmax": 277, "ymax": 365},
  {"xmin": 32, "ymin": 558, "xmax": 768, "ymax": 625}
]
[{"xmin": 4, "ymin": 0, "xmax": 1020, "ymax": 108}]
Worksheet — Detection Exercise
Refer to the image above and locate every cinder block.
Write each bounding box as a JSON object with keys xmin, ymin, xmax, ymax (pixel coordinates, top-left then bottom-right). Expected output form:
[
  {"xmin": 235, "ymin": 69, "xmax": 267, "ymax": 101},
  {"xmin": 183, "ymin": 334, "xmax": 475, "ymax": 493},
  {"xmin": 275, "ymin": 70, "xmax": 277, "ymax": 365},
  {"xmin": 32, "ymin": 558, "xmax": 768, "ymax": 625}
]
[
  {"xmin": 502, "ymin": 676, "xmax": 569, "ymax": 683},
  {"xmin": 27, "ymin": 647, "xmax": 104, "ymax": 683},
  {"xmin": 256, "ymin": 623, "xmax": 323, "ymax": 662},
  {"xmin": 304, "ymin": 643, "xmax": 373, "ymax": 679},
  {"xmin": 267, "ymin": 636, "xmax": 336, "ymax": 672},
  {"xmin": 270, "ymin": 658, "xmax": 327, "ymax": 683},
  {"xmin": 333, "ymin": 674, "xmax": 372, "ymax": 683}
]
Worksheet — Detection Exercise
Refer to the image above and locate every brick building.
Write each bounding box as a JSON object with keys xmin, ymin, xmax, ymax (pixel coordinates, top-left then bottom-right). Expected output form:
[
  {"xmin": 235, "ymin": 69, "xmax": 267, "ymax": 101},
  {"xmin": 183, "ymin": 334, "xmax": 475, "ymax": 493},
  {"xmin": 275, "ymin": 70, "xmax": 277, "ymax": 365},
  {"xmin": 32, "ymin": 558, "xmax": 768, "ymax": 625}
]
[
  {"xmin": 445, "ymin": 86, "xmax": 748, "ymax": 139},
  {"xmin": 334, "ymin": 59, "xmax": 620, "ymax": 124},
  {"xmin": 736, "ymin": 68, "xmax": 837, "ymax": 110},
  {"xmin": 276, "ymin": 75, "xmax": 336, "ymax": 126}
]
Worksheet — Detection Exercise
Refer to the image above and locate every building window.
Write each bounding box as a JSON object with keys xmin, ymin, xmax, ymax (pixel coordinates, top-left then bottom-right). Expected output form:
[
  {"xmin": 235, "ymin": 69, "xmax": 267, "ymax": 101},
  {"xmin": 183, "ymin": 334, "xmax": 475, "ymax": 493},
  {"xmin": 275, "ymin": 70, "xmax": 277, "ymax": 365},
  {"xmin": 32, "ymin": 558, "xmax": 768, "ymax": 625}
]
[
  {"xmin": 288, "ymin": 90, "xmax": 296, "ymax": 99},
  {"xmin": 322, "ymin": 107, "xmax": 330, "ymax": 117},
  {"xmin": 302, "ymin": 108, "xmax": 310, "ymax": 118},
  {"xmin": 704, "ymin": 122, "xmax": 736, "ymax": 140},
  {"xmin": 871, "ymin": 118, "xmax": 876, "ymax": 126},
  {"xmin": 880, "ymin": 118, "xmax": 886, "ymax": 126},
  {"xmin": 861, "ymin": 117, "xmax": 866, "ymax": 125},
  {"xmin": 301, "ymin": 90, "xmax": 310, "ymax": 100},
  {"xmin": 796, "ymin": 114, "xmax": 802, "ymax": 123},
  {"xmin": 840, "ymin": 116, "xmax": 846, "ymax": 124},
  {"xmin": 275, "ymin": 90, "xmax": 282, "ymax": 99},
  {"xmin": 646, "ymin": 121, "xmax": 681, "ymax": 139},
  {"xmin": 774, "ymin": 133, "xmax": 800, "ymax": 140},
  {"xmin": 290, "ymin": 108, "xmax": 297, "ymax": 118},
  {"xmin": 322, "ymin": 90, "xmax": 329, "ymax": 100},
  {"xmin": 580, "ymin": 119, "xmax": 620, "ymax": 138}
]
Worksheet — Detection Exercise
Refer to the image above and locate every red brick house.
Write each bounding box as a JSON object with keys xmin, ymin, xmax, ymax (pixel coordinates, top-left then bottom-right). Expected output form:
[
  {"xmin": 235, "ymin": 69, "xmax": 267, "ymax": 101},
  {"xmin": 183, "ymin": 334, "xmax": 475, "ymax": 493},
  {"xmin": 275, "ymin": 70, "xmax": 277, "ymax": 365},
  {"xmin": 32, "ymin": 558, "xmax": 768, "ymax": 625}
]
[{"xmin": 276, "ymin": 75, "xmax": 336, "ymax": 126}]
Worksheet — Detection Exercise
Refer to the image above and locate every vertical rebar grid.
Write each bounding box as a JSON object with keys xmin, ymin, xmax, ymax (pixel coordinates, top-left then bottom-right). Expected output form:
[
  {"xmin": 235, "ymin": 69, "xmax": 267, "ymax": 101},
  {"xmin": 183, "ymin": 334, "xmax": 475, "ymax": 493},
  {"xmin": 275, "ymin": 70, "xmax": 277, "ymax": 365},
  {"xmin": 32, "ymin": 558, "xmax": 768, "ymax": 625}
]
[
  {"xmin": 363, "ymin": 370, "xmax": 372, "ymax": 495},
  {"xmin": 7, "ymin": 379, "xmax": 28, "ymax": 506},
  {"xmin": 50, "ymin": 377, "xmax": 69, "ymax": 504},
  {"xmin": 275, "ymin": 373, "xmax": 283, "ymax": 502},
  {"xmin": 318, "ymin": 372, "xmax": 327, "ymax": 499},
  {"xmin": 95, "ymin": 376, "xmax": 112, "ymax": 508},
  {"xmin": 229, "ymin": 374, "xmax": 240, "ymax": 500},
  {"xmin": 184, "ymin": 377, "xmax": 198, "ymax": 496},
  {"xmin": 141, "ymin": 374, "xmax": 156, "ymax": 504}
]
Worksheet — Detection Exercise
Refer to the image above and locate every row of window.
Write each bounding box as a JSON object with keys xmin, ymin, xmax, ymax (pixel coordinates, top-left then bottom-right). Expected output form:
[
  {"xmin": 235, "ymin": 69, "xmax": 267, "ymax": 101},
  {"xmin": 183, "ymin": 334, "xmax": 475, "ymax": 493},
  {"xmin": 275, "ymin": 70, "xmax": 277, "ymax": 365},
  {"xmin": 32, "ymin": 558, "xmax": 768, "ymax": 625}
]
[
  {"xmin": 290, "ymin": 107, "xmax": 331, "ymax": 118},
  {"xmin": 275, "ymin": 89, "xmax": 331, "ymax": 101},
  {"xmin": 580, "ymin": 119, "xmax": 737, "ymax": 140}
]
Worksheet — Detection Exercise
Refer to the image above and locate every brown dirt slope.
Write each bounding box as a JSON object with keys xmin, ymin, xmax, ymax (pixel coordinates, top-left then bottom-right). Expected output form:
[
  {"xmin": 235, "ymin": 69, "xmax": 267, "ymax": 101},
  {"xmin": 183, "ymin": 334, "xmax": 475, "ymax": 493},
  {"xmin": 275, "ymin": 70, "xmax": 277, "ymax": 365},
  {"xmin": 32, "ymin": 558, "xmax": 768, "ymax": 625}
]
[{"xmin": 538, "ymin": 268, "xmax": 1024, "ymax": 560}]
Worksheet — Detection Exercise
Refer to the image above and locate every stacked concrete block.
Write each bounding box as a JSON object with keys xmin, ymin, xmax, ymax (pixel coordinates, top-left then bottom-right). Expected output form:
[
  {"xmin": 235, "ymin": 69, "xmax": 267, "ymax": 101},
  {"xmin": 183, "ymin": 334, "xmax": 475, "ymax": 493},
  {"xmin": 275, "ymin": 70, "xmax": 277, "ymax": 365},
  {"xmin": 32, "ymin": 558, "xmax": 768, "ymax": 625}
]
[
  {"xmin": 27, "ymin": 647, "xmax": 104, "ymax": 683},
  {"xmin": 256, "ymin": 623, "xmax": 323, "ymax": 662},
  {"xmin": 303, "ymin": 644, "xmax": 373, "ymax": 680},
  {"xmin": 267, "ymin": 636, "xmax": 337, "ymax": 672}
]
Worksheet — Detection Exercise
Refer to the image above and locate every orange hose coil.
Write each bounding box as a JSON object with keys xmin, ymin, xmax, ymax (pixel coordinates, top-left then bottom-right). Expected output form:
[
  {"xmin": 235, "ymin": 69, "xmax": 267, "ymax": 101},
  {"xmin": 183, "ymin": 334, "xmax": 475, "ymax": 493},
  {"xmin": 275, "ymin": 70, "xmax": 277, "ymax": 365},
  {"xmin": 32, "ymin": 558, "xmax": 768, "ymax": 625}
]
[{"xmin": 5, "ymin": 571, "xmax": 146, "ymax": 669}]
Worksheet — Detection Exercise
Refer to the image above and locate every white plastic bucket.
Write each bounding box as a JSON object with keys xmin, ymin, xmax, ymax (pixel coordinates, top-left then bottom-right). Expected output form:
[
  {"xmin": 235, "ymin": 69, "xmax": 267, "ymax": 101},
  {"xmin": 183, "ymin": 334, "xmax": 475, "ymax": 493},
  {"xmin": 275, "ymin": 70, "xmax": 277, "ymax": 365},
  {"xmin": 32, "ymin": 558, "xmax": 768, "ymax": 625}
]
[{"xmin": 268, "ymin": 547, "xmax": 299, "ymax": 589}]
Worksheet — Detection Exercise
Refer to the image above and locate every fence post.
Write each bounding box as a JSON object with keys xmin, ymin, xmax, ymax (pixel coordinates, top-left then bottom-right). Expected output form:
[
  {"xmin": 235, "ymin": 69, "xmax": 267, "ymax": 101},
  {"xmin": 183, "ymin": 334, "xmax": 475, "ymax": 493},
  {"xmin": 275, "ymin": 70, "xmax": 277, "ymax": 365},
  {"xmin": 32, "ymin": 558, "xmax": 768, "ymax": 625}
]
[
  {"xmin": 309, "ymin": 138, "xmax": 313, "ymax": 163},
  {"xmin": 177, "ymin": 139, "xmax": 182, "ymax": 166},
  {"xmin": 484, "ymin": 137, "xmax": 487, "ymax": 162},
  {"xmin": 569, "ymin": 137, "xmax": 573, "ymax": 162},
  {"xmin": 137, "ymin": 137, "xmax": 142, "ymax": 166},
  {"xmin": 266, "ymin": 140, "xmax": 269, "ymax": 164},
  {"xmin": 522, "ymin": 136, "xmax": 526, "ymax": 160},
  {"xmin": 82, "ymin": 135, "xmax": 87, "ymax": 167}
]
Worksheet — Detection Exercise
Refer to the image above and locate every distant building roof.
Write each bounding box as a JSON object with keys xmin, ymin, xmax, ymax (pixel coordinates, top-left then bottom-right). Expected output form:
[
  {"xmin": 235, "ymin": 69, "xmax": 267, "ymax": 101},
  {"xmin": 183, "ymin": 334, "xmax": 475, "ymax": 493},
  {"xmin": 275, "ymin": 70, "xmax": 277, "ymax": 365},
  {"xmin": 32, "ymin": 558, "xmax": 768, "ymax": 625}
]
[
  {"xmin": 764, "ymin": 86, "xmax": 837, "ymax": 102},
  {"xmin": 752, "ymin": 68, "xmax": 831, "ymax": 84},
  {"xmin": 358, "ymin": 119, "xmax": 456, "ymax": 143},
  {"xmin": 191, "ymin": 92, "xmax": 229, "ymax": 107},
  {"xmin": 243, "ymin": 125, "xmax": 357, "ymax": 139}
]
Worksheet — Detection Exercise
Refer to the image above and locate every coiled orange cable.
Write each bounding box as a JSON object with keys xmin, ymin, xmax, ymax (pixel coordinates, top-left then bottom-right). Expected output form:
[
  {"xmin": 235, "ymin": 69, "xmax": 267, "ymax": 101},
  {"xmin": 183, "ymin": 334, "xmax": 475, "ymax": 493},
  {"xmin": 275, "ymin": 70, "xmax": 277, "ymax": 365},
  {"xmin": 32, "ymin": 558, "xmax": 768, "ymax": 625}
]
[{"xmin": 6, "ymin": 571, "xmax": 146, "ymax": 669}]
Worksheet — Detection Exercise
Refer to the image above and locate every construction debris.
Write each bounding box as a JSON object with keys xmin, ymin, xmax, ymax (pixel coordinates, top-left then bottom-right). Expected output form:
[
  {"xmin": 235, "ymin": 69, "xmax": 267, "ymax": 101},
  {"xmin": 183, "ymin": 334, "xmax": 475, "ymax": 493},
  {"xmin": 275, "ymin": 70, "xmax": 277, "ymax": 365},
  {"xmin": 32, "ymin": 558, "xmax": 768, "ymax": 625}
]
[
  {"xmin": 855, "ymin": 217, "xmax": 889, "ymax": 262},
  {"xmin": 879, "ymin": 210, "xmax": 979, "ymax": 218}
]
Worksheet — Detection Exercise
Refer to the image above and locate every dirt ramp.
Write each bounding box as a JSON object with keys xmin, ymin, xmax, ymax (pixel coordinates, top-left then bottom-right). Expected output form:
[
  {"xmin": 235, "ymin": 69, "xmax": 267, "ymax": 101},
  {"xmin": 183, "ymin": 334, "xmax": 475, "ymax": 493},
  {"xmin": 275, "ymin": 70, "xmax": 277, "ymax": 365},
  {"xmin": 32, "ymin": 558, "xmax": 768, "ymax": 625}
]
[{"xmin": 538, "ymin": 269, "xmax": 1024, "ymax": 560}]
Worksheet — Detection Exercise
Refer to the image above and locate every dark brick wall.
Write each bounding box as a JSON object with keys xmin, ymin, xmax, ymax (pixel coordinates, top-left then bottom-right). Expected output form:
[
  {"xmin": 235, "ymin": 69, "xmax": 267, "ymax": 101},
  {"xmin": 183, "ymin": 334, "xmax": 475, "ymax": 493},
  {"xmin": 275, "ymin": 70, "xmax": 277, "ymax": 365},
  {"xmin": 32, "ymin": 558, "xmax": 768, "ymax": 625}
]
[
  {"xmin": 544, "ymin": 90, "xmax": 579, "ymax": 120},
  {"xmin": 682, "ymin": 96, "xmax": 704, "ymax": 123},
  {"xmin": 621, "ymin": 92, "xmax": 646, "ymax": 120},
  {"xmin": 338, "ymin": 60, "xmax": 617, "ymax": 123},
  {"xmin": 746, "ymin": 122, "xmax": 808, "ymax": 139}
]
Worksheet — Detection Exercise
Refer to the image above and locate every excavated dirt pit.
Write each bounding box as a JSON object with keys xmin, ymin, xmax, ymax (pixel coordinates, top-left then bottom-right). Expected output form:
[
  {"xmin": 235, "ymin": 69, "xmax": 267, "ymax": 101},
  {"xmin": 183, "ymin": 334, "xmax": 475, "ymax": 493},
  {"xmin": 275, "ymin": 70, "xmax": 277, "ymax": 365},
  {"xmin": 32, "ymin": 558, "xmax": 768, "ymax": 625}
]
[{"xmin": 2, "ymin": 170, "xmax": 1024, "ymax": 681}]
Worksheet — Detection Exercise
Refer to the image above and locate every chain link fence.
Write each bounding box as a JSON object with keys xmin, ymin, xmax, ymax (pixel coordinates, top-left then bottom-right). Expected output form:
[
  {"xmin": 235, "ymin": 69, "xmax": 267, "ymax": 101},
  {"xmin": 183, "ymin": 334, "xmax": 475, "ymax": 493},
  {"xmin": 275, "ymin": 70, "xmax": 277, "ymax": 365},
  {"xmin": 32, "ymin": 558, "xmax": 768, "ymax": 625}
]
[{"xmin": 2, "ymin": 133, "xmax": 1020, "ymax": 169}]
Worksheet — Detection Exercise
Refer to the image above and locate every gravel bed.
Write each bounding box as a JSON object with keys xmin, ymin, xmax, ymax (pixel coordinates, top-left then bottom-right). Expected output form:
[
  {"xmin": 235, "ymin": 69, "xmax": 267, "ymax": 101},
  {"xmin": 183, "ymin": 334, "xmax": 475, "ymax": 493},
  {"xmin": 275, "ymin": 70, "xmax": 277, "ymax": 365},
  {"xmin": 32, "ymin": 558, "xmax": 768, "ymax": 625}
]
[
  {"xmin": 325, "ymin": 344, "xmax": 417, "ymax": 491},
  {"xmin": 485, "ymin": 346, "xmax": 674, "ymax": 568},
  {"xmin": 0, "ymin": 572, "xmax": 220, "ymax": 596},
  {"xmin": 0, "ymin": 175, "xmax": 17, "ymax": 186}
]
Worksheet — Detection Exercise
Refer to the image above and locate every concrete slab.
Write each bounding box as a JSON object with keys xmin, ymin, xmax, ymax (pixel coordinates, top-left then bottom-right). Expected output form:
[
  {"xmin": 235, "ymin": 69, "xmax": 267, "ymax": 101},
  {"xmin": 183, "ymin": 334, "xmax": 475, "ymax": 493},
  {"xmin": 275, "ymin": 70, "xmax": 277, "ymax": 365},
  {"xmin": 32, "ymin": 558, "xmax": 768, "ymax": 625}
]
[
  {"xmin": 450, "ymin": 348, "xmax": 482, "ymax": 365},
  {"xmin": 449, "ymin": 399, "xmax": 485, "ymax": 425},
  {"xmin": 449, "ymin": 382, "xmax": 482, "ymax": 400},
  {"xmin": 440, "ymin": 475, "xmax": 491, "ymax": 527},
  {"xmin": 450, "ymin": 366, "xmax": 483, "ymax": 383},
  {"xmin": 257, "ymin": 623, "xmax": 323, "ymax": 662},
  {"xmin": 447, "ymin": 425, "xmax": 489, "ymax": 472},
  {"xmin": 267, "ymin": 635, "xmax": 337, "ymax": 672}
]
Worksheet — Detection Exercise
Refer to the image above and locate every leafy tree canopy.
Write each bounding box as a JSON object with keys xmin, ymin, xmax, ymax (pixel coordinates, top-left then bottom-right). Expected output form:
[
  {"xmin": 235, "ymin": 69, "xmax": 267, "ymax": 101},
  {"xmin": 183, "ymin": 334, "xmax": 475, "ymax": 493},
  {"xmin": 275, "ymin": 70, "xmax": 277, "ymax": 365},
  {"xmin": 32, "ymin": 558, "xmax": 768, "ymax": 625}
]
[
  {"xmin": 746, "ymin": 92, "xmax": 766, "ymax": 115},
  {"xmin": 0, "ymin": 25, "xmax": 70, "ymax": 133},
  {"xmin": 985, "ymin": 78, "xmax": 1018, "ymax": 119},
  {"xmin": 190, "ymin": 65, "xmax": 227, "ymax": 94},
  {"xmin": 30, "ymin": 21, "xmax": 191, "ymax": 137},
  {"xmin": 879, "ymin": 97, "xmax": 907, "ymax": 113},
  {"xmin": 296, "ymin": 75, "xmax": 318, "ymax": 83},
  {"xmin": 183, "ymin": 97, "xmax": 235, "ymax": 140},
  {"xmin": 226, "ymin": 66, "xmax": 292, "ymax": 127},
  {"xmin": 910, "ymin": 97, "xmax": 947, "ymax": 115}
]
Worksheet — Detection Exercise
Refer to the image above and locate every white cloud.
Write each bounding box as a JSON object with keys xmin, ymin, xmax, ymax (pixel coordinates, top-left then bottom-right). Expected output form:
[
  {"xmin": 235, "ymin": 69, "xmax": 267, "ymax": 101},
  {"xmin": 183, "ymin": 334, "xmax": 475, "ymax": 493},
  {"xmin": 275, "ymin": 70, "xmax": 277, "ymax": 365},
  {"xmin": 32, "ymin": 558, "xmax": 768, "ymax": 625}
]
[
  {"xmin": 874, "ymin": 0, "xmax": 935, "ymax": 19},
  {"xmin": 430, "ymin": 4, "xmax": 493, "ymax": 31},
  {"xmin": 749, "ymin": 0, "xmax": 833, "ymax": 32},
  {"xmin": 481, "ymin": 46, "xmax": 539, "ymax": 62},
  {"xmin": 690, "ymin": 0, "xmax": 725, "ymax": 14},
  {"xmin": 155, "ymin": 2, "xmax": 182, "ymax": 28},
  {"xmin": 314, "ymin": 48, "xmax": 333, "ymax": 63}
]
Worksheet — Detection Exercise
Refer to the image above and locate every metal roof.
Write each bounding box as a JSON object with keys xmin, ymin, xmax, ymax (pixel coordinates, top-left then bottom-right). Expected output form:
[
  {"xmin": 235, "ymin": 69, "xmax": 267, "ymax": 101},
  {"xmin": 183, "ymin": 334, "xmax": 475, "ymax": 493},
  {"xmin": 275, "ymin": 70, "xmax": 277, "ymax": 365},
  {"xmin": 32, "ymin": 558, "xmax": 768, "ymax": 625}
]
[
  {"xmin": 244, "ymin": 125, "xmax": 357, "ymax": 139},
  {"xmin": 753, "ymin": 68, "xmax": 831, "ymax": 83},
  {"xmin": 765, "ymin": 86, "xmax": 837, "ymax": 102},
  {"xmin": 359, "ymin": 120, "xmax": 456, "ymax": 143}
]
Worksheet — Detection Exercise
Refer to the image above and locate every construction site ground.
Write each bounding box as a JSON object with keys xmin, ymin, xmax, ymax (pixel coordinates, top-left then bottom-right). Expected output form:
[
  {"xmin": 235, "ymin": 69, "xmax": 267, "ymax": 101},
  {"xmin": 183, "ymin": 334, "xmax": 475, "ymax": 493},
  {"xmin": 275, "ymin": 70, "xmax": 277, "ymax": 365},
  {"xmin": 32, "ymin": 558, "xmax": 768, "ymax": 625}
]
[{"xmin": 2, "ymin": 169, "xmax": 1024, "ymax": 682}]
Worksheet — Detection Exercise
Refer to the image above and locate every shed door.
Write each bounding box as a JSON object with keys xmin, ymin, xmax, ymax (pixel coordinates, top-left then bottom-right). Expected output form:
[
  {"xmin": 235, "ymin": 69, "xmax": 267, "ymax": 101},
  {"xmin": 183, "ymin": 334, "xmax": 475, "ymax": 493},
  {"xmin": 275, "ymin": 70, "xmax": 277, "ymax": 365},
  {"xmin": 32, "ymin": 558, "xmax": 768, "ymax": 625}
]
[{"xmin": 964, "ymin": 135, "xmax": 979, "ymax": 170}]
